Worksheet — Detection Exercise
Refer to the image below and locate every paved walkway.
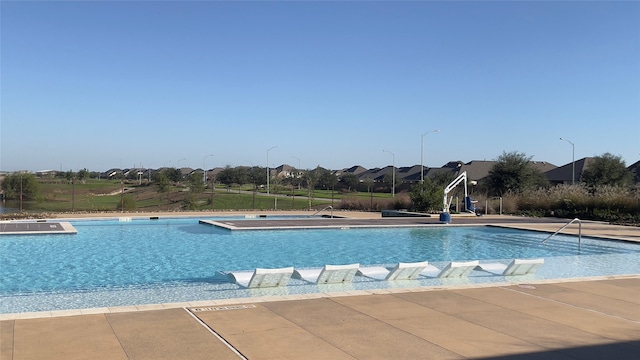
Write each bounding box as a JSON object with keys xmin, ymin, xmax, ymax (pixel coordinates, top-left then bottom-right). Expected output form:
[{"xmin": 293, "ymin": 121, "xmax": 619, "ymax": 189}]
[{"xmin": 2, "ymin": 277, "xmax": 639, "ymax": 359}]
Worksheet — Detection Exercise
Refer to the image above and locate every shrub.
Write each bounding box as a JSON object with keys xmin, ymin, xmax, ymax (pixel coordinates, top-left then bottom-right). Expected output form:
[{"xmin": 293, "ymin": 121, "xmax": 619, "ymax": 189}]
[
  {"xmin": 338, "ymin": 194, "xmax": 411, "ymax": 212},
  {"xmin": 181, "ymin": 194, "xmax": 196, "ymax": 210},
  {"xmin": 116, "ymin": 195, "xmax": 136, "ymax": 211},
  {"xmin": 508, "ymin": 184, "xmax": 639, "ymax": 224}
]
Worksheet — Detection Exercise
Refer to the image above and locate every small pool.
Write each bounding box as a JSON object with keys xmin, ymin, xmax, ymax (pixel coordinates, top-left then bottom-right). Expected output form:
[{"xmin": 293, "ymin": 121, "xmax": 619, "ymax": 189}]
[{"xmin": 1, "ymin": 217, "xmax": 639, "ymax": 314}]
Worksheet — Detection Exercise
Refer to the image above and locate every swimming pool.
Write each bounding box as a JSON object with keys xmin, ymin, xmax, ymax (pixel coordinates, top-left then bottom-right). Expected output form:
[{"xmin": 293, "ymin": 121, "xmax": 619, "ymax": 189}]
[{"xmin": 1, "ymin": 217, "xmax": 639, "ymax": 313}]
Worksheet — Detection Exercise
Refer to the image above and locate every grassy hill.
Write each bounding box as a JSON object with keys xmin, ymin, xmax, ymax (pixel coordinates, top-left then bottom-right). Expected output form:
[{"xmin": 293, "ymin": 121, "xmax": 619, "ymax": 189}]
[{"xmin": 2, "ymin": 179, "xmax": 397, "ymax": 215}]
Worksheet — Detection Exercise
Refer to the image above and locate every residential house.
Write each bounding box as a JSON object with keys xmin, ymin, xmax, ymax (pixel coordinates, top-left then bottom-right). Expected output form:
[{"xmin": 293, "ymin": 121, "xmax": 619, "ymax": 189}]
[{"xmin": 544, "ymin": 157, "xmax": 593, "ymax": 185}]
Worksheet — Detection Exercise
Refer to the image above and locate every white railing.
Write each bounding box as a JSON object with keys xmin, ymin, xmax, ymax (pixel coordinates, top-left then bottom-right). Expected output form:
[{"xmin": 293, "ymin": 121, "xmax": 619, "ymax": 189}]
[
  {"xmin": 541, "ymin": 218, "xmax": 582, "ymax": 248},
  {"xmin": 312, "ymin": 205, "xmax": 334, "ymax": 218},
  {"xmin": 485, "ymin": 197, "xmax": 502, "ymax": 215}
]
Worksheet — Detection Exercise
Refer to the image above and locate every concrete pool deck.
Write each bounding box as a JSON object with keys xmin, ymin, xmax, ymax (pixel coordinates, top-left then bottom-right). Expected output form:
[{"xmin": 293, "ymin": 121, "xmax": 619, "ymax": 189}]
[
  {"xmin": 2, "ymin": 277, "xmax": 639, "ymax": 359},
  {"xmin": 0, "ymin": 221, "xmax": 77, "ymax": 235},
  {"xmin": 1, "ymin": 213, "xmax": 639, "ymax": 359}
]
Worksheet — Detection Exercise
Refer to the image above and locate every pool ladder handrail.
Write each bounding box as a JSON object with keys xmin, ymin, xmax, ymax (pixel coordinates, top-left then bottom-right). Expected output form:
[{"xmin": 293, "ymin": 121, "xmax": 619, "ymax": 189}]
[
  {"xmin": 541, "ymin": 218, "xmax": 582, "ymax": 248},
  {"xmin": 312, "ymin": 205, "xmax": 334, "ymax": 218}
]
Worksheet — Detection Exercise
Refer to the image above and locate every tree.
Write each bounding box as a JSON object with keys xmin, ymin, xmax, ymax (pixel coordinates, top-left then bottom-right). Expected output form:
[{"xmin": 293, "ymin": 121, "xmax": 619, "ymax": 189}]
[
  {"xmin": 431, "ymin": 171, "xmax": 456, "ymax": 188},
  {"xmin": 410, "ymin": 177, "xmax": 443, "ymax": 212},
  {"xmin": 117, "ymin": 195, "xmax": 136, "ymax": 211},
  {"xmin": 382, "ymin": 174, "xmax": 393, "ymax": 193},
  {"xmin": 182, "ymin": 194, "xmax": 197, "ymax": 210},
  {"xmin": 155, "ymin": 171, "xmax": 170, "ymax": 194},
  {"xmin": 486, "ymin": 151, "xmax": 548, "ymax": 196},
  {"xmin": 77, "ymin": 168, "xmax": 90, "ymax": 183},
  {"xmin": 245, "ymin": 166, "xmax": 264, "ymax": 209},
  {"xmin": 338, "ymin": 173, "xmax": 359, "ymax": 192},
  {"xmin": 363, "ymin": 178, "xmax": 375, "ymax": 210},
  {"xmin": 154, "ymin": 171, "xmax": 171, "ymax": 210},
  {"xmin": 303, "ymin": 169, "xmax": 317, "ymax": 209},
  {"xmin": 187, "ymin": 172, "xmax": 205, "ymax": 194},
  {"xmin": 234, "ymin": 167, "xmax": 248, "ymax": 190},
  {"xmin": 217, "ymin": 166, "xmax": 235, "ymax": 191},
  {"xmin": 247, "ymin": 166, "xmax": 265, "ymax": 188},
  {"xmin": 65, "ymin": 170, "xmax": 75, "ymax": 182},
  {"xmin": 581, "ymin": 153, "xmax": 633, "ymax": 188},
  {"xmin": 1, "ymin": 172, "xmax": 40, "ymax": 200},
  {"xmin": 165, "ymin": 168, "xmax": 183, "ymax": 183},
  {"xmin": 312, "ymin": 167, "xmax": 335, "ymax": 189}
]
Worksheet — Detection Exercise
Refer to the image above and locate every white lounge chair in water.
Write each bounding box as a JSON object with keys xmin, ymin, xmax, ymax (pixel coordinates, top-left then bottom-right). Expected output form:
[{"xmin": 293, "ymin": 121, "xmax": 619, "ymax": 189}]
[
  {"xmin": 475, "ymin": 258, "xmax": 544, "ymax": 276},
  {"xmin": 357, "ymin": 261, "xmax": 430, "ymax": 281},
  {"xmin": 421, "ymin": 260, "xmax": 480, "ymax": 278},
  {"xmin": 292, "ymin": 263, "xmax": 360, "ymax": 284},
  {"xmin": 228, "ymin": 267, "xmax": 294, "ymax": 288}
]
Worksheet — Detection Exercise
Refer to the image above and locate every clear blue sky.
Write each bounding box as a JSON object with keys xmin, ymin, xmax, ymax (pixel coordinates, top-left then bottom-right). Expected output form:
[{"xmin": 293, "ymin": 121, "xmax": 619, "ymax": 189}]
[{"xmin": 1, "ymin": 1, "xmax": 639, "ymax": 172}]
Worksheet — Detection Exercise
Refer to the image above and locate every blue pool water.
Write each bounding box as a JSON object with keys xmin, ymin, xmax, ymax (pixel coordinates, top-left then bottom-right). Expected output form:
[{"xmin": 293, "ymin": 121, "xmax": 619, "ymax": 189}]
[{"xmin": 1, "ymin": 217, "xmax": 639, "ymax": 313}]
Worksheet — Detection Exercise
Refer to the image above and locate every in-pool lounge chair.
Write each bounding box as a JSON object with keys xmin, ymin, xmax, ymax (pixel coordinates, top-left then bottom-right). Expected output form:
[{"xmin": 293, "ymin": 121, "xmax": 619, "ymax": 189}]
[
  {"xmin": 357, "ymin": 261, "xmax": 430, "ymax": 281},
  {"xmin": 421, "ymin": 260, "xmax": 480, "ymax": 278},
  {"xmin": 475, "ymin": 258, "xmax": 544, "ymax": 276},
  {"xmin": 228, "ymin": 267, "xmax": 294, "ymax": 288},
  {"xmin": 292, "ymin": 263, "xmax": 360, "ymax": 284}
]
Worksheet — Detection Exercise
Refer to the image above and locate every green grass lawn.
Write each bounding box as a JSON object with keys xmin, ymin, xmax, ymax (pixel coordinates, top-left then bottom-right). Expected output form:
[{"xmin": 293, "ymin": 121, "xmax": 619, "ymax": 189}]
[{"xmin": 11, "ymin": 180, "xmax": 369, "ymax": 213}]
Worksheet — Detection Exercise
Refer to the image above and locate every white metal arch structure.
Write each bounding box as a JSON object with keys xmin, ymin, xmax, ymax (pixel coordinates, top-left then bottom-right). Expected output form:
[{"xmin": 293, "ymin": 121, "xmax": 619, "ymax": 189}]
[{"xmin": 443, "ymin": 171, "xmax": 469, "ymax": 213}]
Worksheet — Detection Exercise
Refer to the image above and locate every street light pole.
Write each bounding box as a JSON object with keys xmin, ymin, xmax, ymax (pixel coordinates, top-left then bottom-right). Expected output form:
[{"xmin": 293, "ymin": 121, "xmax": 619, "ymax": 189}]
[
  {"xmin": 383, "ymin": 149, "xmax": 395, "ymax": 197},
  {"xmin": 421, "ymin": 129, "xmax": 440, "ymax": 183},
  {"xmin": 559, "ymin": 137, "xmax": 575, "ymax": 184},
  {"xmin": 291, "ymin": 156, "xmax": 301, "ymax": 170},
  {"xmin": 266, "ymin": 146, "xmax": 278, "ymax": 195}
]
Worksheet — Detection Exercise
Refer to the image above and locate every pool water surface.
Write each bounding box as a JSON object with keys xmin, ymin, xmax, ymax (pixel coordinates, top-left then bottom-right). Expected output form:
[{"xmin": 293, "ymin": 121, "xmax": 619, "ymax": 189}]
[{"xmin": 1, "ymin": 217, "xmax": 639, "ymax": 313}]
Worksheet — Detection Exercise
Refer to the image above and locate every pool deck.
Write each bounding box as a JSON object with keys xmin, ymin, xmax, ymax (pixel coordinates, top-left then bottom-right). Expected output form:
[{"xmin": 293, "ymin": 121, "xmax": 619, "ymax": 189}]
[
  {"xmin": 2, "ymin": 277, "xmax": 639, "ymax": 359},
  {"xmin": 199, "ymin": 214, "xmax": 640, "ymax": 242},
  {"xmin": 1, "ymin": 212, "xmax": 639, "ymax": 359},
  {"xmin": 0, "ymin": 221, "xmax": 77, "ymax": 235}
]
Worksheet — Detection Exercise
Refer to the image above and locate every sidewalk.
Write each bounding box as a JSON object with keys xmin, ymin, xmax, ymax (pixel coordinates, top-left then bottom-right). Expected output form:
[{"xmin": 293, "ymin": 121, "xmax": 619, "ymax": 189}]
[{"xmin": 2, "ymin": 276, "xmax": 639, "ymax": 359}]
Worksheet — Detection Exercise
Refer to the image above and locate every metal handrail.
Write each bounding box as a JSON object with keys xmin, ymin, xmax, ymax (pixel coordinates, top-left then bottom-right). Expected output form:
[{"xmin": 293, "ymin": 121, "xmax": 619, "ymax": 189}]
[
  {"xmin": 312, "ymin": 205, "xmax": 334, "ymax": 218},
  {"xmin": 541, "ymin": 218, "xmax": 582, "ymax": 248}
]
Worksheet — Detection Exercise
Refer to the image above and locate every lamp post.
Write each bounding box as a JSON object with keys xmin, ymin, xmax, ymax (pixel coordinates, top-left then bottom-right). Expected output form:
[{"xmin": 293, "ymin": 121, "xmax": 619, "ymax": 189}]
[
  {"xmin": 266, "ymin": 146, "xmax": 278, "ymax": 195},
  {"xmin": 421, "ymin": 129, "xmax": 440, "ymax": 183},
  {"xmin": 203, "ymin": 154, "xmax": 214, "ymax": 184},
  {"xmin": 291, "ymin": 156, "xmax": 301, "ymax": 171},
  {"xmin": 559, "ymin": 137, "xmax": 575, "ymax": 184},
  {"xmin": 383, "ymin": 149, "xmax": 395, "ymax": 197}
]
